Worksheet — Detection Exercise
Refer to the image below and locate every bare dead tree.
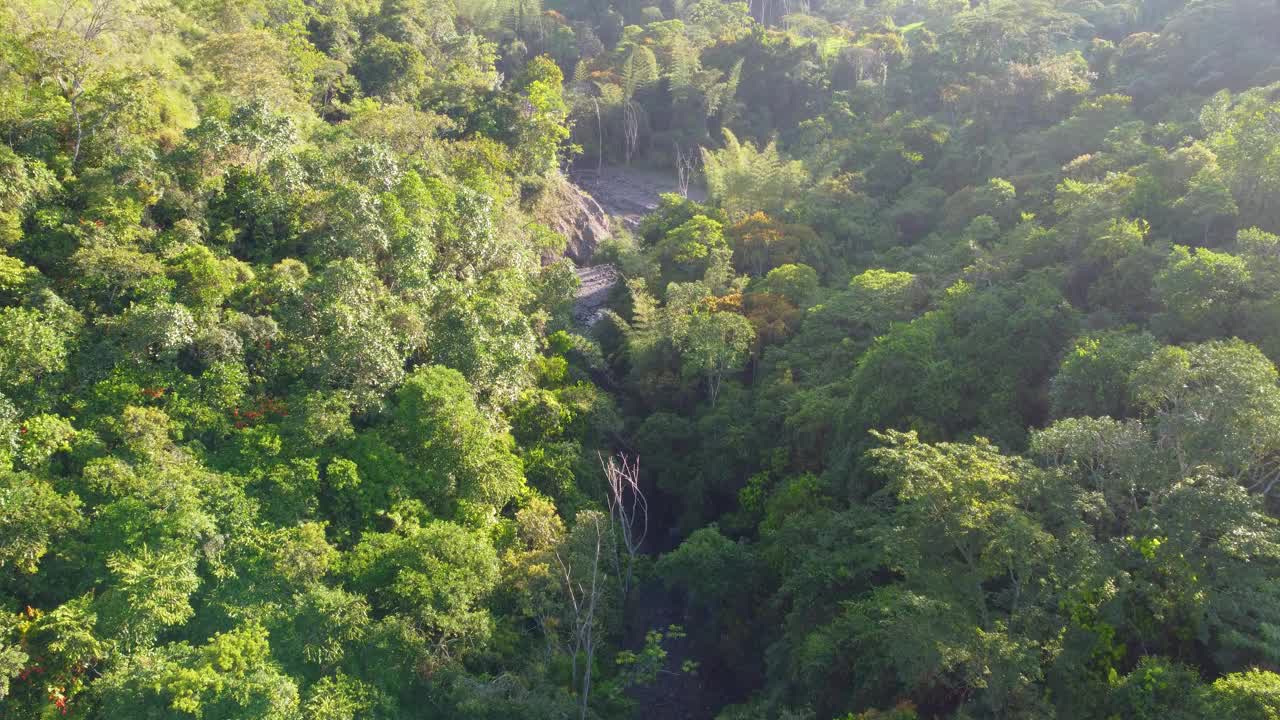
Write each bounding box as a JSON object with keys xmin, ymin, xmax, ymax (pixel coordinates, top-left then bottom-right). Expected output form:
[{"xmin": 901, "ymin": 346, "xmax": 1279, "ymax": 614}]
[
  {"xmin": 674, "ymin": 142, "xmax": 698, "ymax": 198},
  {"xmin": 754, "ymin": 0, "xmax": 790, "ymax": 26},
  {"xmin": 622, "ymin": 100, "xmax": 640, "ymax": 166},
  {"xmin": 554, "ymin": 511, "xmax": 607, "ymax": 720},
  {"xmin": 602, "ymin": 452, "xmax": 647, "ymax": 599},
  {"xmin": 546, "ymin": 455, "xmax": 647, "ymax": 718},
  {"xmin": 594, "ymin": 97, "xmax": 604, "ymax": 176}
]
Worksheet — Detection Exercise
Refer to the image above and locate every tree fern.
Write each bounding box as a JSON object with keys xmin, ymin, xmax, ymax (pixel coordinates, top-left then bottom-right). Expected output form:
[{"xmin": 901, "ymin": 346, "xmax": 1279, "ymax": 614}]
[
  {"xmin": 455, "ymin": 0, "xmax": 542, "ymax": 36},
  {"xmin": 705, "ymin": 58, "xmax": 743, "ymax": 123},
  {"xmin": 702, "ymin": 129, "xmax": 808, "ymax": 220},
  {"xmin": 621, "ymin": 278, "xmax": 666, "ymax": 371},
  {"xmin": 667, "ymin": 35, "xmax": 702, "ymax": 95},
  {"xmin": 571, "ymin": 59, "xmax": 591, "ymax": 87},
  {"xmin": 627, "ymin": 278, "xmax": 660, "ymax": 339},
  {"xmin": 499, "ymin": 0, "xmax": 542, "ymax": 37},
  {"xmin": 622, "ymin": 46, "xmax": 659, "ymax": 101}
]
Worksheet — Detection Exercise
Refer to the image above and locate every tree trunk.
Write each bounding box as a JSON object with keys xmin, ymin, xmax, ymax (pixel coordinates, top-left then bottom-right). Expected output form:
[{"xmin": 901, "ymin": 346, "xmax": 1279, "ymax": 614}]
[{"xmin": 70, "ymin": 92, "xmax": 84, "ymax": 166}]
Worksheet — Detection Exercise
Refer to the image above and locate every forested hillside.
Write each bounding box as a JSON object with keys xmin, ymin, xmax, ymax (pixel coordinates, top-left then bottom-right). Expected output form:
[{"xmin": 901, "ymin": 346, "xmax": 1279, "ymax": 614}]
[{"xmin": 3, "ymin": 0, "xmax": 1280, "ymax": 719}]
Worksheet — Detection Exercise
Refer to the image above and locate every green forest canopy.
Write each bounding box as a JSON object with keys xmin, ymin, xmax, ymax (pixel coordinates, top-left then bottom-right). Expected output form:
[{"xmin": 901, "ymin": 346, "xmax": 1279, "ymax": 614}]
[{"xmin": 3, "ymin": 0, "xmax": 1280, "ymax": 718}]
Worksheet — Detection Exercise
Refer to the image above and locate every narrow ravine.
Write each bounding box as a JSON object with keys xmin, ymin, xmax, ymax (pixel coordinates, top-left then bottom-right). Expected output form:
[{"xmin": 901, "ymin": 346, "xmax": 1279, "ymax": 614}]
[{"xmin": 569, "ymin": 167, "xmax": 730, "ymax": 720}]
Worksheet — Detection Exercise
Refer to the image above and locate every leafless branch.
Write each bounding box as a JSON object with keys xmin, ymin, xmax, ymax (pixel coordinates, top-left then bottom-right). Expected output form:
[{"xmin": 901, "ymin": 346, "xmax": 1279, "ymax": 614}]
[
  {"xmin": 553, "ymin": 512, "xmax": 607, "ymax": 720},
  {"xmin": 602, "ymin": 452, "xmax": 647, "ymax": 599},
  {"xmin": 675, "ymin": 142, "xmax": 698, "ymax": 198},
  {"xmin": 623, "ymin": 101, "xmax": 640, "ymax": 166}
]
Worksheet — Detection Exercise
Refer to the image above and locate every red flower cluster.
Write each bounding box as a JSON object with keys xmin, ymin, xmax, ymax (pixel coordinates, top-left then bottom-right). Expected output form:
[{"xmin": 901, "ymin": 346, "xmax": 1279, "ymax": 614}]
[
  {"xmin": 49, "ymin": 688, "xmax": 68, "ymax": 715},
  {"xmin": 231, "ymin": 397, "xmax": 289, "ymax": 429}
]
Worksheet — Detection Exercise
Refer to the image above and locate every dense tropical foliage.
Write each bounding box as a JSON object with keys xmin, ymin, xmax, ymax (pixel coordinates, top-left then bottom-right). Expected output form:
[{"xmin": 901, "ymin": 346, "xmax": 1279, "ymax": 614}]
[{"xmin": 4, "ymin": 0, "xmax": 1280, "ymax": 718}]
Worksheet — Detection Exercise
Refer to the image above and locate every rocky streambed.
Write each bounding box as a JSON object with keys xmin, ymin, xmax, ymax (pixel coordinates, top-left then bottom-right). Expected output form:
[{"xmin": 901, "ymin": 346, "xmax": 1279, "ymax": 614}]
[
  {"xmin": 572, "ymin": 263, "xmax": 621, "ymax": 327},
  {"xmin": 567, "ymin": 166, "xmax": 704, "ymax": 328}
]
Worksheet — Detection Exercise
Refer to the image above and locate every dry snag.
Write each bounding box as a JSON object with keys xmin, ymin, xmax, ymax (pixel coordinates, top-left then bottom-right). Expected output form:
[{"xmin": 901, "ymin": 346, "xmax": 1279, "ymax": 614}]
[
  {"xmin": 554, "ymin": 511, "xmax": 607, "ymax": 720},
  {"xmin": 602, "ymin": 452, "xmax": 647, "ymax": 599}
]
